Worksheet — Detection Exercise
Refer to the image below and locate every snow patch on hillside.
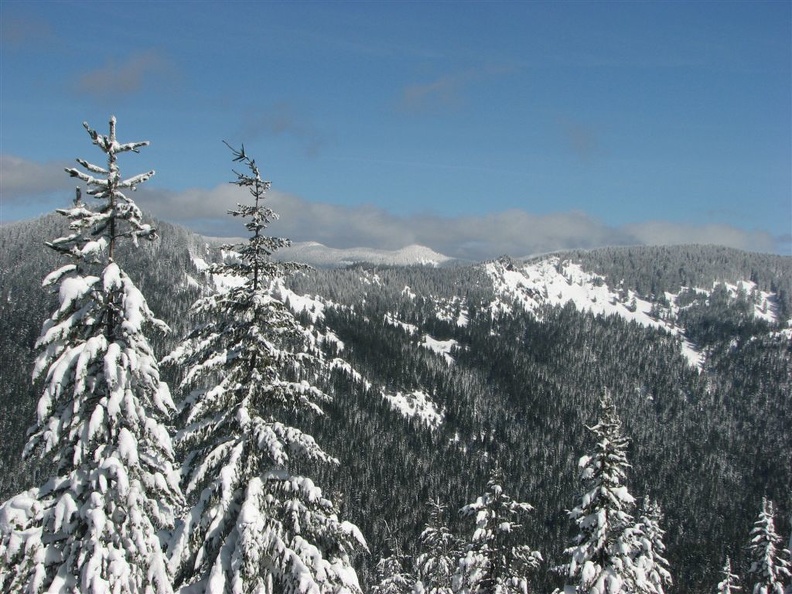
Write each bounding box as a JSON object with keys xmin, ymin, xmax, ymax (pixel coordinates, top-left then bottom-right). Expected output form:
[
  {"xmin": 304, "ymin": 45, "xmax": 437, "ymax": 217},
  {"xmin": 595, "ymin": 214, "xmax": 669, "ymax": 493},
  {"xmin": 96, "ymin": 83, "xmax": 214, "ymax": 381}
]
[
  {"xmin": 486, "ymin": 258, "xmax": 666, "ymax": 327},
  {"xmin": 422, "ymin": 336, "xmax": 457, "ymax": 365},
  {"xmin": 384, "ymin": 313, "xmax": 418, "ymax": 335},
  {"xmin": 274, "ymin": 282, "xmax": 330, "ymax": 324},
  {"xmin": 185, "ymin": 274, "xmax": 203, "ymax": 289},
  {"xmin": 485, "ymin": 257, "xmax": 787, "ymax": 370},
  {"xmin": 360, "ymin": 271, "xmax": 382, "ymax": 287},
  {"xmin": 717, "ymin": 281, "xmax": 779, "ymax": 323},
  {"xmin": 485, "ymin": 258, "xmax": 703, "ymax": 368},
  {"xmin": 679, "ymin": 339, "xmax": 704, "ymax": 369},
  {"xmin": 402, "ymin": 286, "xmax": 417, "ymax": 300},
  {"xmin": 192, "ymin": 256, "xmax": 210, "ymax": 272},
  {"xmin": 659, "ymin": 281, "xmax": 780, "ymax": 325},
  {"xmin": 381, "ymin": 390, "xmax": 443, "ymax": 429},
  {"xmin": 384, "ymin": 313, "xmax": 459, "ymax": 364},
  {"xmin": 328, "ymin": 346, "xmax": 444, "ymax": 429},
  {"xmin": 434, "ymin": 296, "xmax": 469, "ymax": 327},
  {"xmin": 190, "ymin": 255, "xmax": 247, "ymax": 292},
  {"xmin": 329, "ymin": 358, "xmax": 369, "ymax": 388}
]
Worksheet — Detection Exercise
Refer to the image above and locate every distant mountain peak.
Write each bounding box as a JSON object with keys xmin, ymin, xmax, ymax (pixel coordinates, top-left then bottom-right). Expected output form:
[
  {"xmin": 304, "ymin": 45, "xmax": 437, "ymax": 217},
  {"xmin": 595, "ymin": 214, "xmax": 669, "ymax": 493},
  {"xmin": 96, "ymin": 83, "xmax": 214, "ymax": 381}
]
[{"xmin": 274, "ymin": 241, "xmax": 454, "ymax": 268}]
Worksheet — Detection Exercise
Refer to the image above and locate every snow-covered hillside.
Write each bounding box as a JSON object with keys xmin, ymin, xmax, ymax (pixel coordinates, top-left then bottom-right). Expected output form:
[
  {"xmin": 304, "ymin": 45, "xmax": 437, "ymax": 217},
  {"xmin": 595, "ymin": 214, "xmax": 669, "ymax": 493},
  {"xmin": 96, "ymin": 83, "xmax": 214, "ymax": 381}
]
[
  {"xmin": 3, "ymin": 212, "xmax": 791, "ymax": 594},
  {"xmin": 190, "ymin": 256, "xmax": 449, "ymax": 429},
  {"xmin": 483, "ymin": 256, "xmax": 785, "ymax": 369}
]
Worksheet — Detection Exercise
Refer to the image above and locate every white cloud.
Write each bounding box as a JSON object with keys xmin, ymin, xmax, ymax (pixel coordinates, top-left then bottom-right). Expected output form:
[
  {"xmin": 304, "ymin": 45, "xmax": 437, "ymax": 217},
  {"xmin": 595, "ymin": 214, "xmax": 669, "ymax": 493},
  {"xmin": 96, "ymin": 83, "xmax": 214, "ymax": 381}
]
[
  {"xmin": 0, "ymin": 155, "xmax": 70, "ymax": 201},
  {"xmin": 75, "ymin": 50, "xmax": 176, "ymax": 98},
  {"xmin": 4, "ymin": 154, "xmax": 781, "ymax": 259},
  {"xmin": 624, "ymin": 220, "xmax": 778, "ymax": 253},
  {"xmin": 133, "ymin": 184, "xmax": 781, "ymax": 261}
]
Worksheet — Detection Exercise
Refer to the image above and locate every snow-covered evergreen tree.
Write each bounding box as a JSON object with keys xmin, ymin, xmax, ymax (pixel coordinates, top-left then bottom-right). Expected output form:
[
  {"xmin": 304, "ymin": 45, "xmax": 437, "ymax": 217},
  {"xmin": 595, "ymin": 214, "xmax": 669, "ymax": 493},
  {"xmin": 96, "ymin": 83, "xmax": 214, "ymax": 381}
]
[
  {"xmin": 558, "ymin": 394, "xmax": 641, "ymax": 594},
  {"xmin": 746, "ymin": 498, "xmax": 791, "ymax": 594},
  {"xmin": 0, "ymin": 116, "xmax": 181, "ymax": 593},
  {"xmin": 716, "ymin": 556, "xmax": 740, "ymax": 594},
  {"xmin": 787, "ymin": 514, "xmax": 792, "ymax": 594},
  {"xmin": 164, "ymin": 143, "xmax": 365, "ymax": 593},
  {"xmin": 414, "ymin": 499, "xmax": 459, "ymax": 594},
  {"xmin": 452, "ymin": 467, "xmax": 542, "ymax": 594},
  {"xmin": 633, "ymin": 498, "xmax": 672, "ymax": 593},
  {"xmin": 372, "ymin": 553, "xmax": 415, "ymax": 594}
]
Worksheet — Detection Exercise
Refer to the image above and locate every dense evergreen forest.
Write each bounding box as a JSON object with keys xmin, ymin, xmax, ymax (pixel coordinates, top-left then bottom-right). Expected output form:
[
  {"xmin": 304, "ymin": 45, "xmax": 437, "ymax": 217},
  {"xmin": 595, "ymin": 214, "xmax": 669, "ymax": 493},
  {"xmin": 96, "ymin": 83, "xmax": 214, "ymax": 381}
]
[{"xmin": 1, "ymin": 214, "xmax": 790, "ymax": 593}]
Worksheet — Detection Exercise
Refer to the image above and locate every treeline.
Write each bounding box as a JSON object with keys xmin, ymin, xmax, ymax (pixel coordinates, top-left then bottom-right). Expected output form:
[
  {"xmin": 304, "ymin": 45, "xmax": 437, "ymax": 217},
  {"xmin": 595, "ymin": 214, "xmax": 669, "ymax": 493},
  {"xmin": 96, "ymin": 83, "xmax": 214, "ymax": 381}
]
[{"xmin": 566, "ymin": 244, "xmax": 792, "ymax": 316}]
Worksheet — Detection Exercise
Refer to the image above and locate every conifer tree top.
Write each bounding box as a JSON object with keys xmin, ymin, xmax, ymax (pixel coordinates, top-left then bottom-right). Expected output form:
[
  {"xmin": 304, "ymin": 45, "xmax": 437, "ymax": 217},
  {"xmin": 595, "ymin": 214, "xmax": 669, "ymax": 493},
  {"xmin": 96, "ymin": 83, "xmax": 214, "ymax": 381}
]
[
  {"xmin": 211, "ymin": 142, "xmax": 304, "ymax": 289},
  {"xmin": 747, "ymin": 498, "xmax": 792, "ymax": 594},
  {"xmin": 52, "ymin": 115, "xmax": 156, "ymax": 262}
]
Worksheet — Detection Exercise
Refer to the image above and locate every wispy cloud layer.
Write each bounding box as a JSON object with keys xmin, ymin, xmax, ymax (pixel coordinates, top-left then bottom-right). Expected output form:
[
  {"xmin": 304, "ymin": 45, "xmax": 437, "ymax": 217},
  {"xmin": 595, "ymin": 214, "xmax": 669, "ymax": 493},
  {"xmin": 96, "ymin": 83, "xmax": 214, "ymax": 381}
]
[
  {"xmin": 0, "ymin": 155, "xmax": 69, "ymax": 201},
  {"xmin": 398, "ymin": 66, "xmax": 512, "ymax": 113},
  {"xmin": 0, "ymin": 16, "xmax": 55, "ymax": 49},
  {"xmin": 241, "ymin": 103, "xmax": 327, "ymax": 157},
  {"xmin": 1, "ymin": 155, "xmax": 781, "ymax": 258},
  {"xmin": 400, "ymin": 72, "xmax": 470, "ymax": 112},
  {"xmin": 557, "ymin": 116, "xmax": 601, "ymax": 162},
  {"xmin": 623, "ymin": 221, "xmax": 779, "ymax": 254},
  {"xmin": 74, "ymin": 50, "xmax": 175, "ymax": 99},
  {"xmin": 129, "ymin": 182, "xmax": 781, "ymax": 260}
]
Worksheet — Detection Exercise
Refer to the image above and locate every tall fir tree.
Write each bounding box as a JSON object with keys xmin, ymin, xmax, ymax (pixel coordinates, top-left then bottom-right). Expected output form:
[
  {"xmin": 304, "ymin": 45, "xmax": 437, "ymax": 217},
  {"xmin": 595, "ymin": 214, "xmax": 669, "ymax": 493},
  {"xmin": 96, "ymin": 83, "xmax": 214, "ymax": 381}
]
[
  {"xmin": 746, "ymin": 498, "xmax": 791, "ymax": 594},
  {"xmin": 633, "ymin": 498, "xmax": 672, "ymax": 593},
  {"xmin": 0, "ymin": 116, "xmax": 182, "ymax": 593},
  {"xmin": 716, "ymin": 557, "xmax": 741, "ymax": 594},
  {"xmin": 414, "ymin": 499, "xmax": 459, "ymax": 594},
  {"xmin": 452, "ymin": 467, "xmax": 542, "ymax": 594},
  {"xmin": 557, "ymin": 394, "xmax": 641, "ymax": 594},
  {"xmin": 164, "ymin": 143, "xmax": 366, "ymax": 593}
]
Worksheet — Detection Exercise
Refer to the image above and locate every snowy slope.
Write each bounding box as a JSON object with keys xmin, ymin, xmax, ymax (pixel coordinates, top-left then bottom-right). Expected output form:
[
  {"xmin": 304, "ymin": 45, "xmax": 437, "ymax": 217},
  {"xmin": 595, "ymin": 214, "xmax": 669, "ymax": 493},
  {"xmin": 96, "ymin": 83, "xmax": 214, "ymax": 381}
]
[
  {"xmin": 381, "ymin": 390, "xmax": 444, "ymax": 430},
  {"xmin": 485, "ymin": 258, "xmax": 679, "ymax": 326},
  {"xmin": 483, "ymin": 257, "xmax": 784, "ymax": 369},
  {"xmin": 189, "ymin": 247, "xmax": 786, "ymax": 421}
]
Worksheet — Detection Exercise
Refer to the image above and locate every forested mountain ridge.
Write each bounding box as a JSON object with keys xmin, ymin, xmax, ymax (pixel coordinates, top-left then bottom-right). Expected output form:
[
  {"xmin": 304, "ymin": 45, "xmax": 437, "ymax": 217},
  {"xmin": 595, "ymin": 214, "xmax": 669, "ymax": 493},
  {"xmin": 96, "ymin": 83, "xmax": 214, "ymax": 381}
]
[{"xmin": 1, "ymin": 214, "xmax": 790, "ymax": 593}]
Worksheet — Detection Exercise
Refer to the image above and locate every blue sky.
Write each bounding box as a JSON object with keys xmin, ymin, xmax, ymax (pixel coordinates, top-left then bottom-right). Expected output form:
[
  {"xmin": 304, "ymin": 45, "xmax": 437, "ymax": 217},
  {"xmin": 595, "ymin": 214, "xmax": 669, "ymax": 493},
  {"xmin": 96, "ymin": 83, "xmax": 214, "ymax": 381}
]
[{"xmin": 1, "ymin": 1, "xmax": 790, "ymax": 260}]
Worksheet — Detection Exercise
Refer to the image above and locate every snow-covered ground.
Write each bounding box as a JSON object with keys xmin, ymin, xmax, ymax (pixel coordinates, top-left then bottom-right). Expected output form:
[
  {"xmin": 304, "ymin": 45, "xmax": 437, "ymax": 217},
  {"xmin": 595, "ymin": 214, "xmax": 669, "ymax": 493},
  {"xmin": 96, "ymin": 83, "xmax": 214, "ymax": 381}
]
[
  {"xmin": 484, "ymin": 257, "xmax": 786, "ymax": 370},
  {"xmin": 422, "ymin": 335, "xmax": 457, "ymax": 365},
  {"xmin": 190, "ymin": 255, "xmax": 246, "ymax": 292},
  {"xmin": 484, "ymin": 258, "xmax": 689, "ymax": 368},
  {"xmin": 486, "ymin": 259, "xmax": 665, "ymax": 326},
  {"xmin": 384, "ymin": 313, "xmax": 459, "ymax": 365},
  {"xmin": 381, "ymin": 389, "xmax": 444, "ymax": 429},
  {"xmin": 434, "ymin": 296, "xmax": 470, "ymax": 327}
]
